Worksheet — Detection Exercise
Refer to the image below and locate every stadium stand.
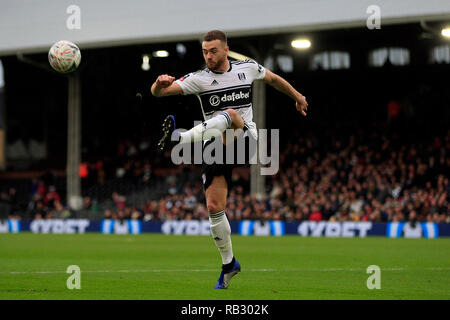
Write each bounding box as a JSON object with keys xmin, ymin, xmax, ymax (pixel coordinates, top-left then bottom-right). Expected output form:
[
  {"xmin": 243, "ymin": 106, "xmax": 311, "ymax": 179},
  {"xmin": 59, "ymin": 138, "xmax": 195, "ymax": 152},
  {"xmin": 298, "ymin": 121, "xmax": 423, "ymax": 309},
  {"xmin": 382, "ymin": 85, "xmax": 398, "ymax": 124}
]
[{"xmin": 1, "ymin": 124, "xmax": 448, "ymax": 224}]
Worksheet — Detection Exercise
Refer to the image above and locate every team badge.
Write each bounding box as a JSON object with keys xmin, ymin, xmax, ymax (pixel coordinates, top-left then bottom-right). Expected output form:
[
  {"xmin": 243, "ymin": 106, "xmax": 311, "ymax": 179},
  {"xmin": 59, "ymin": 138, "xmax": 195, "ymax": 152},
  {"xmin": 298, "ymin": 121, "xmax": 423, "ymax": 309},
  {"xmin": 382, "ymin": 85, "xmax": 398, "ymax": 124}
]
[{"xmin": 238, "ymin": 73, "xmax": 246, "ymax": 81}]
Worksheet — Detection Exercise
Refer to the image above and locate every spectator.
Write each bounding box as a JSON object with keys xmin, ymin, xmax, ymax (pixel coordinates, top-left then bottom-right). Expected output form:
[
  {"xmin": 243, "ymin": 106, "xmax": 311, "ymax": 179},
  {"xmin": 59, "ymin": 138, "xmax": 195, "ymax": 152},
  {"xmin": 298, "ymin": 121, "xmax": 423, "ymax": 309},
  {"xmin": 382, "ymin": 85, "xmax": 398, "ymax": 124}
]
[
  {"xmin": 112, "ymin": 192, "xmax": 126, "ymax": 210},
  {"xmin": 44, "ymin": 186, "xmax": 61, "ymax": 209}
]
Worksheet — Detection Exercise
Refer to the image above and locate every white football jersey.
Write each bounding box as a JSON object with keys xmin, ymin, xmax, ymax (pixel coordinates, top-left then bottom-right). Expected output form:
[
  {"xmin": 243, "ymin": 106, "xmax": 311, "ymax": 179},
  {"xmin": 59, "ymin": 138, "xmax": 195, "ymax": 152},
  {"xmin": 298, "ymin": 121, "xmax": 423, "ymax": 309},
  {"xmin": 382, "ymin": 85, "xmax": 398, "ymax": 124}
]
[{"xmin": 175, "ymin": 59, "xmax": 266, "ymax": 139}]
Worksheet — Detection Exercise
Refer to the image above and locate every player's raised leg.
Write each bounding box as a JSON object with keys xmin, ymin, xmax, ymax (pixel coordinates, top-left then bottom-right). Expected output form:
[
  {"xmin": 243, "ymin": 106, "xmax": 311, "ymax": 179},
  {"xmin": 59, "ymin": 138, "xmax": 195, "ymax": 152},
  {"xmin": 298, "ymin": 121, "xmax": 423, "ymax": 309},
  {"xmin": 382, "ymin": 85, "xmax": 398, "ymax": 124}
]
[
  {"xmin": 206, "ymin": 176, "xmax": 241, "ymax": 289},
  {"xmin": 157, "ymin": 109, "xmax": 244, "ymax": 151}
]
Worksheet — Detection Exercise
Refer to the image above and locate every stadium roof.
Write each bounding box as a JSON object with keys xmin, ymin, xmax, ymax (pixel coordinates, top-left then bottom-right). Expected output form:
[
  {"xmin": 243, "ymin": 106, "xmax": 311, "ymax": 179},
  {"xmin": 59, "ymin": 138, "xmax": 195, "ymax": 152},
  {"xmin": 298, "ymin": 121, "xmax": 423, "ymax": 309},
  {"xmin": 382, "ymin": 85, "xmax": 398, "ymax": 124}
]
[{"xmin": 1, "ymin": 0, "xmax": 450, "ymax": 55}]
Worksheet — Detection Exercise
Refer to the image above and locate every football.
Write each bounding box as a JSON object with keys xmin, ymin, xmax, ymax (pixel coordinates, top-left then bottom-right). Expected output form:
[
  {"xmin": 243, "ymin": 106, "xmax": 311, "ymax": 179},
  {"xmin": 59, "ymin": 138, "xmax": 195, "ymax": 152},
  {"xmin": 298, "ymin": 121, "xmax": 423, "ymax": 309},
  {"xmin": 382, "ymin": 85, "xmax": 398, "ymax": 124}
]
[{"xmin": 48, "ymin": 40, "xmax": 81, "ymax": 73}]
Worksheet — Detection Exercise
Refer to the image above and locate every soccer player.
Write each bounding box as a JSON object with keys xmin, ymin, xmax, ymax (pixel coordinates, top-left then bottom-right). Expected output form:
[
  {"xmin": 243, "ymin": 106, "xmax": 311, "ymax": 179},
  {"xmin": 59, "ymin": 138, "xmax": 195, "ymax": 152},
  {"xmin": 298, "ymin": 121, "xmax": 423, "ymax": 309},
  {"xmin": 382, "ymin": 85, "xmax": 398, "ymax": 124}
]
[{"xmin": 151, "ymin": 30, "xmax": 308, "ymax": 289}]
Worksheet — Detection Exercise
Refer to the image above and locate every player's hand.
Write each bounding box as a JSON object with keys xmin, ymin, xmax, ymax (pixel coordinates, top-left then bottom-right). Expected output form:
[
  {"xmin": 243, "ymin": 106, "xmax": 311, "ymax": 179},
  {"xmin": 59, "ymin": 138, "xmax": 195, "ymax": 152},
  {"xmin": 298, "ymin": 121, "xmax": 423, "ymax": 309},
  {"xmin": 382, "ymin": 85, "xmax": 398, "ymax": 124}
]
[
  {"xmin": 156, "ymin": 74, "xmax": 175, "ymax": 88},
  {"xmin": 296, "ymin": 94, "xmax": 308, "ymax": 116}
]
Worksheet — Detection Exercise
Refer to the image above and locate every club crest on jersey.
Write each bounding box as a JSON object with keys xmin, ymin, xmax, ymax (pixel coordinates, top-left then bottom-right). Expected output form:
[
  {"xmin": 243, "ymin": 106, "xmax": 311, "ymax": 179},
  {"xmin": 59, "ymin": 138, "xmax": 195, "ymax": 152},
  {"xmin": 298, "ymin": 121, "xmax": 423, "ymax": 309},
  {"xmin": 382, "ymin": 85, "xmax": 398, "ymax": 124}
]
[{"xmin": 238, "ymin": 73, "xmax": 246, "ymax": 81}]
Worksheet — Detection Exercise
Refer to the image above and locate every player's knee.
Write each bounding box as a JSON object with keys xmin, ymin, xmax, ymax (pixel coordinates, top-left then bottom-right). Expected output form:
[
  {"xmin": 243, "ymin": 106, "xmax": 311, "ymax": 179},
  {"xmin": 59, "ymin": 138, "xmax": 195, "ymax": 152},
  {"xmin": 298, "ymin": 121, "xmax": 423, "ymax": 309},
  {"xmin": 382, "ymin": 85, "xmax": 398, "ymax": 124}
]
[
  {"xmin": 206, "ymin": 199, "xmax": 224, "ymax": 214},
  {"xmin": 224, "ymin": 109, "xmax": 238, "ymax": 121},
  {"xmin": 224, "ymin": 109, "xmax": 243, "ymax": 129}
]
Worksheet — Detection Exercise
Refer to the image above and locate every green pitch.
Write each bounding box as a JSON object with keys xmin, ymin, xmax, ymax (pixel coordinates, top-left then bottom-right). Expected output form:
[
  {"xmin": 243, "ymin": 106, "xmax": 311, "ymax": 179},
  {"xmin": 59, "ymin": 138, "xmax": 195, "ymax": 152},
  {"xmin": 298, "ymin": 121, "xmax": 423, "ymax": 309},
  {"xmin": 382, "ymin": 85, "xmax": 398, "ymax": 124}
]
[{"xmin": 0, "ymin": 233, "xmax": 449, "ymax": 300}]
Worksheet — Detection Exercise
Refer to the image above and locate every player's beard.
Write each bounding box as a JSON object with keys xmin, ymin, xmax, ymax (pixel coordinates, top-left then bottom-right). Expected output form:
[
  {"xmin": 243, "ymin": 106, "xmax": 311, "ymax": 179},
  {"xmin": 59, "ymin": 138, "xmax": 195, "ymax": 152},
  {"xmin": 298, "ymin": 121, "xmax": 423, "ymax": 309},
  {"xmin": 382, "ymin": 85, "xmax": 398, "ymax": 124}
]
[{"xmin": 208, "ymin": 55, "xmax": 227, "ymax": 72}]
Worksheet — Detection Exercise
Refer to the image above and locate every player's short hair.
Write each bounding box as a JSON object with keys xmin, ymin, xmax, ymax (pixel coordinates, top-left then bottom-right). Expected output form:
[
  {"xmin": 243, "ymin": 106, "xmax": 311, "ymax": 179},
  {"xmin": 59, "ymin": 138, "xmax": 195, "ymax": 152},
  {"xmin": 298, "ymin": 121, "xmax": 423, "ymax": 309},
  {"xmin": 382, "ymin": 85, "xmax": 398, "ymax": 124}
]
[{"xmin": 203, "ymin": 30, "xmax": 227, "ymax": 44}]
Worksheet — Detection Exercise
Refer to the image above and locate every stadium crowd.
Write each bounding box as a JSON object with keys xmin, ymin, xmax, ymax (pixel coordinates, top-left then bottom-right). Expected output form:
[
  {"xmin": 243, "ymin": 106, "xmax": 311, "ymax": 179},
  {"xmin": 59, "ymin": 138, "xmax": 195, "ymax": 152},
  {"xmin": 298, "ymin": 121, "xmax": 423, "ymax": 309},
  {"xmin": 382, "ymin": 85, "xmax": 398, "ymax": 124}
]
[
  {"xmin": 2, "ymin": 127, "xmax": 449, "ymax": 223},
  {"xmin": 113, "ymin": 129, "xmax": 449, "ymax": 224},
  {"xmin": 1, "ymin": 178, "xmax": 72, "ymax": 220}
]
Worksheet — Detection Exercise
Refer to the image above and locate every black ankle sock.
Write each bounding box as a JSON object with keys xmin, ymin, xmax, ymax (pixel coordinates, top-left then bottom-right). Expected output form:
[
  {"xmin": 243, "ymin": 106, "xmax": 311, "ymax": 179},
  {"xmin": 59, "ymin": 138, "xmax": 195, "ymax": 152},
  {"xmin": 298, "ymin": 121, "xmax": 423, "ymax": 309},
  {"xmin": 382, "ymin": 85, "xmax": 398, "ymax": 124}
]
[{"xmin": 222, "ymin": 257, "xmax": 235, "ymax": 272}]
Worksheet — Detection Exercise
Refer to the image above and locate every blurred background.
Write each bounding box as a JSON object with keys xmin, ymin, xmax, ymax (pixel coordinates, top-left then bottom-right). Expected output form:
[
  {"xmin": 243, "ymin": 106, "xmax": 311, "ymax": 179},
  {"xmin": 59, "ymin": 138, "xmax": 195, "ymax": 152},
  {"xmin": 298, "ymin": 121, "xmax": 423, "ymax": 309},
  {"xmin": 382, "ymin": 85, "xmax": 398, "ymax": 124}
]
[{"xmin": 0, "ymin": 0, "xmax": 449, "ymax": 225}]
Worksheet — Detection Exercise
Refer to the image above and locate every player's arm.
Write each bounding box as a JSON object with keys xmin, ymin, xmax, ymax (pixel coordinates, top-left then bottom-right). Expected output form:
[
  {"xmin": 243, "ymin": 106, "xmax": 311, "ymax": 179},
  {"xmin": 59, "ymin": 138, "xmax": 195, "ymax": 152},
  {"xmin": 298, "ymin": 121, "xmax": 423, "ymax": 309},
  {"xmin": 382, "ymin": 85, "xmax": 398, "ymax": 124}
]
[
  {"xmin": 263, "ymin": 68, "xmax": 308, "ymax": 116},
  {"xmin": 151, "ymin": 74, "xmax": 183, "ymax": 97}
]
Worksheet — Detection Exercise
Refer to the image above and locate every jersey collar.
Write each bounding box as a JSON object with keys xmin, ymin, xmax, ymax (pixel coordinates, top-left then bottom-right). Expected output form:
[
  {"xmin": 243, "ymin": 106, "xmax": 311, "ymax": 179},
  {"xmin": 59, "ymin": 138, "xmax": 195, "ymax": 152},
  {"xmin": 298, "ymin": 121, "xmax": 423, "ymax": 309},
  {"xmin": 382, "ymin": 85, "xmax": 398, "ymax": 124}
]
[{"xmin": 209, "ymin": 59, "xmax": 232, "ymax": 74}]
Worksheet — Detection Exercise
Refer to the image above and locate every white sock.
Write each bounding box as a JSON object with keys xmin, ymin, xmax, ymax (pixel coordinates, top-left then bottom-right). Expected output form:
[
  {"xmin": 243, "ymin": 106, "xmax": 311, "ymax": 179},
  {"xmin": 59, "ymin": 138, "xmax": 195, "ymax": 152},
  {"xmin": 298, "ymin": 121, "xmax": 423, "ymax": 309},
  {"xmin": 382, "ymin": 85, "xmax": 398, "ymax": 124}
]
[
  {"xmin": 209, "ymin": 210, "xmax": 234, "ymax": 265},
  {"xmin": 179, "ymin": 112, "xmax": 232, "ymax": 144}
]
